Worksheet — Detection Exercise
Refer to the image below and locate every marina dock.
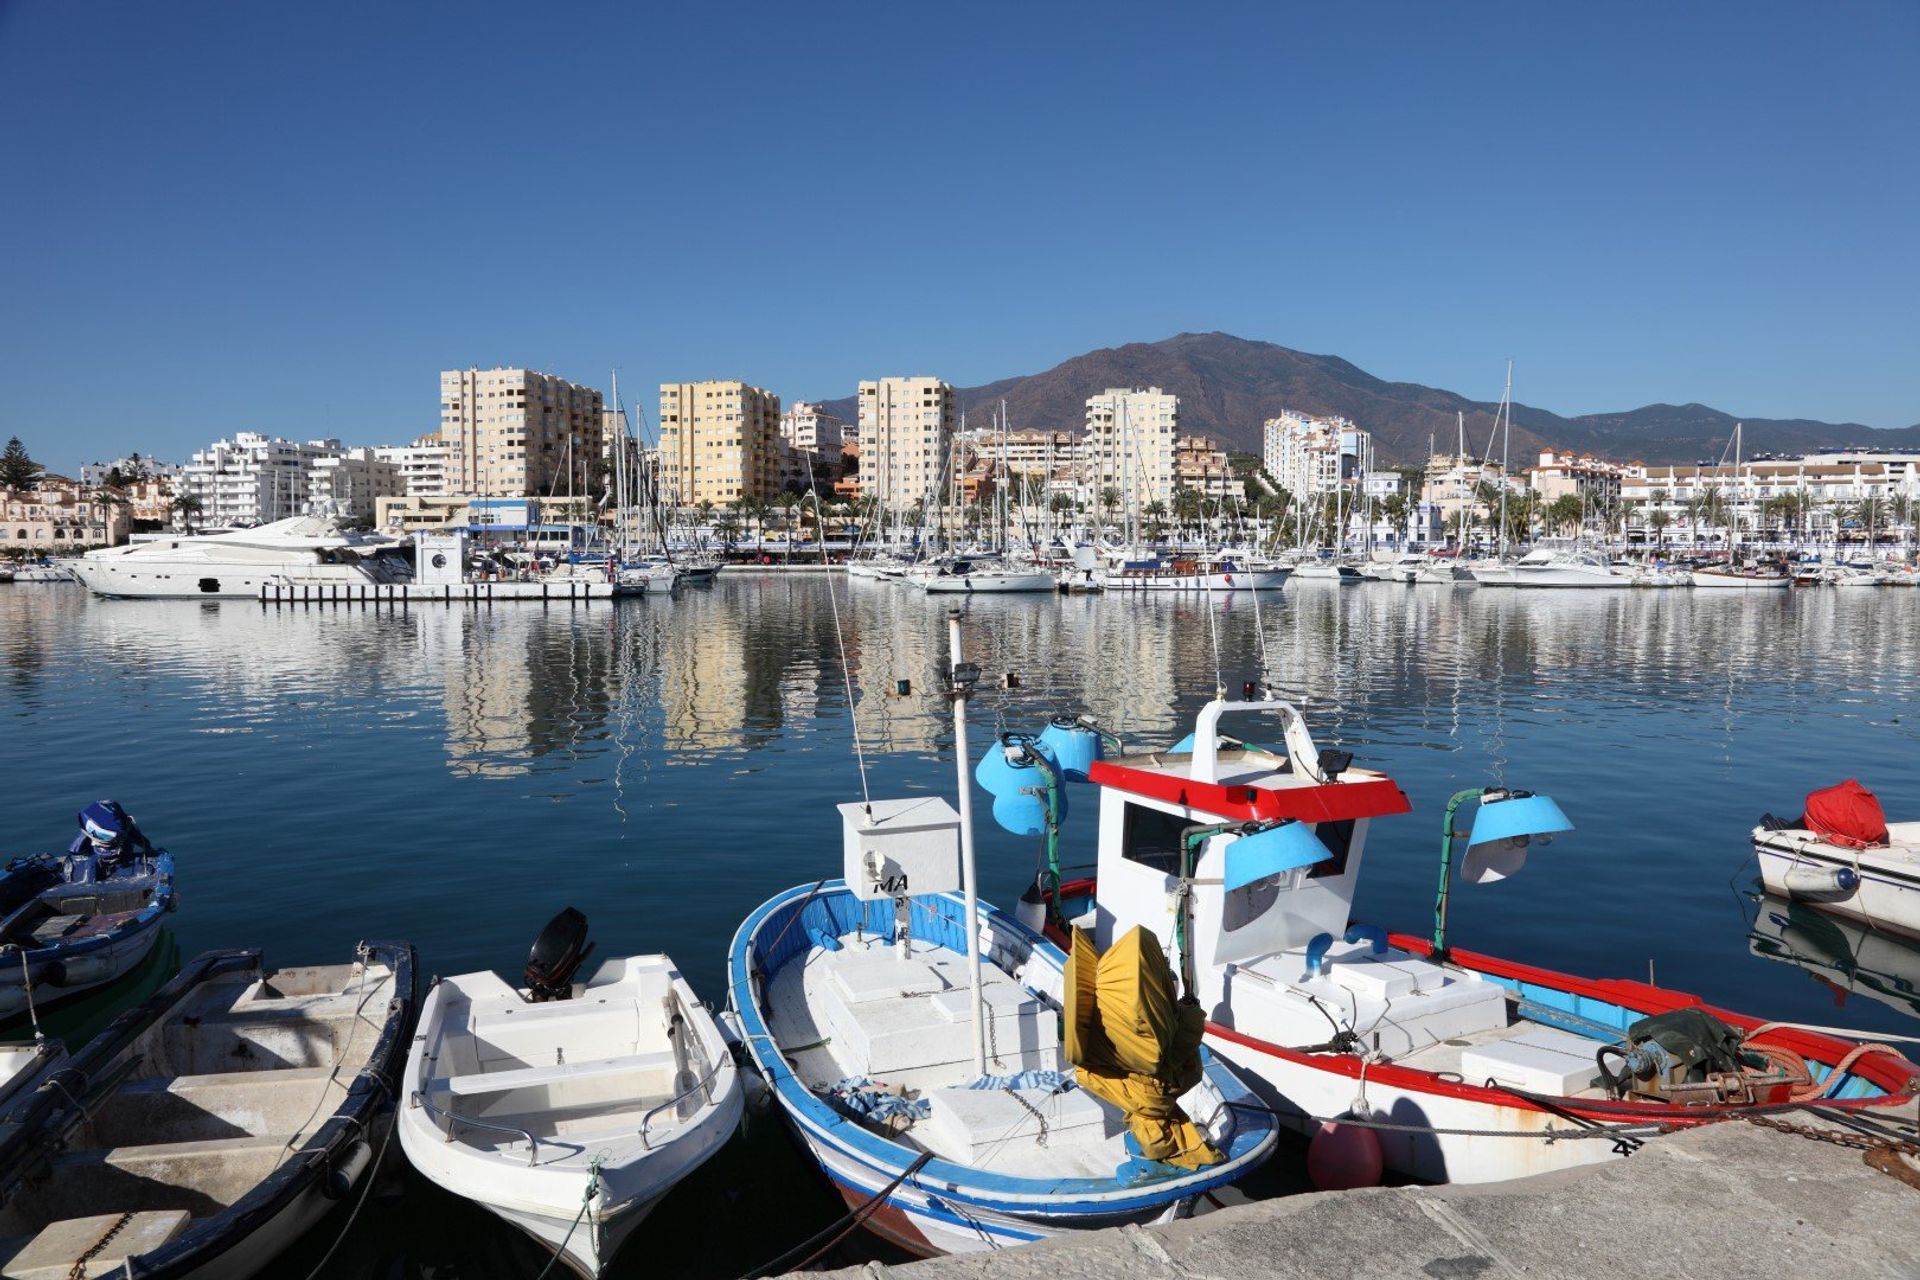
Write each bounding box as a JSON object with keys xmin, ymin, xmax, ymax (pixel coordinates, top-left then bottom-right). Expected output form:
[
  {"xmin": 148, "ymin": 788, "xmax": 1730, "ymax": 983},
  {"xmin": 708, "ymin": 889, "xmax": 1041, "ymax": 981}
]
[
  {"xmin": 814, "ymin": 1116, "xmax": 1920, "ymax": 1280},
  {"xmin": 257, "ymin": 578, "xmax": 616, "ymax": 605}
]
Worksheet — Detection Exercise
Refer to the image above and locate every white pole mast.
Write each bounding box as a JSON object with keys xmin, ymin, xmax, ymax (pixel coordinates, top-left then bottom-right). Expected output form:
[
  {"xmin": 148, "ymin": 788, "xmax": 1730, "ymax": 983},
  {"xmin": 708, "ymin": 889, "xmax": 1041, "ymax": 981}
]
[{"xmin": 947, "ymin": 610, "xmax": 988, "ymax": 1077}]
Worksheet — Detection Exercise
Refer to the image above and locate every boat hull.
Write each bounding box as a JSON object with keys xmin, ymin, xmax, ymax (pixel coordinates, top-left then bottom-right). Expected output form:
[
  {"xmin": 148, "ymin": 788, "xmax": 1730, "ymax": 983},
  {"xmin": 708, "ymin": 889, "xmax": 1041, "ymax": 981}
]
[
  {"xmin": 1098, "ymin": 568, "xmax": 1292, "ymax": 592},
  {"xmin": 1508, "ymin": 568, "xmax": 1629, "ymax": 588},
  {"xmin": 0, "ymin": 851, "xmax": 176, "ymax": 1022},
  {"xmin": 1693, "ymin": 570, "xmax": 1792, "ymax": 589},
  {"xmin": 919, "ymin": 571, "xmax": 1057, "ymax": 593},
  {"xmin": 1754, "ymin": 833, "xmax": 1920, "ymax": 942}
]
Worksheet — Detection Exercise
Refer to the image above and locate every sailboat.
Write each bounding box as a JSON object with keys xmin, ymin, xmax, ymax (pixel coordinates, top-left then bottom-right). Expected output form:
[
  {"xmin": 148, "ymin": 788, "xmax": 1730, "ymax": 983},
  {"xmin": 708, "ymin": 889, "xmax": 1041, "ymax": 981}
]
[
  {"xmin": 1693, "ymin": 425, "xmax": 1790, "ymax": 589},
  {"xmin": 727, "ymin": 617, "xmax": 1277, "ymax": 1256}
]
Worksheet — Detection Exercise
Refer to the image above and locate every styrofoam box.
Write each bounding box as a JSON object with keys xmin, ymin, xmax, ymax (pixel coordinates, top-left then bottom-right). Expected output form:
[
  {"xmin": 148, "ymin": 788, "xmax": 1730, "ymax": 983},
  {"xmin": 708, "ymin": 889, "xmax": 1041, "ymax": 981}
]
[
  {"xmin": 922, "ymin": 1085, "xmax": 1111, "ymax": 1164},
  {"xmin": 1458, "ymin": 1025, "xmax": 1608, "ymax": 1096},
  {"xmin": 839, "ymin": 798, "xmax": 963, "ymax": 900}
]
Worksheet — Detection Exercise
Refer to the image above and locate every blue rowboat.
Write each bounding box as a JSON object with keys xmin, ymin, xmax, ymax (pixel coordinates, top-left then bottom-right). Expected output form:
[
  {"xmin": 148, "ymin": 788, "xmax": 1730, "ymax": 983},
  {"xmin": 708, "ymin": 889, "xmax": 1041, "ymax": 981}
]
[
  {"xmin": 727, "ymin": 881, "xmax": 1277, "ymax": 1258},
  {"xmin": 0, "ymin": 847, "xmax": 176, "ymax": 1022}
]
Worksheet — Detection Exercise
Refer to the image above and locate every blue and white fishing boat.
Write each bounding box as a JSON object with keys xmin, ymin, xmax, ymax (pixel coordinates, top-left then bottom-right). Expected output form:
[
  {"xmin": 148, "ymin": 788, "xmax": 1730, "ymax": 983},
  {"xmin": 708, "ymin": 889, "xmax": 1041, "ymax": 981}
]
[
  {"xmin": 0, "ymin": 802, "xmax": 176, "ymax": 1022},
  {"xmin": 727, "ymin": 614, "xmax": 1276, "ymax": 1257}
]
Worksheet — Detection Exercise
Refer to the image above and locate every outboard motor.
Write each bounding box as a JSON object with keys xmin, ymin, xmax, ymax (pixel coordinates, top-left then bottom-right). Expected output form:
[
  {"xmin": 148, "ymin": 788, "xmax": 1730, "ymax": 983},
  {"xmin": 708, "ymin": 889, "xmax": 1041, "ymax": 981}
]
[{"xmin": 525, "ymin": 907, "xmax": 593, "ymax": 1003}]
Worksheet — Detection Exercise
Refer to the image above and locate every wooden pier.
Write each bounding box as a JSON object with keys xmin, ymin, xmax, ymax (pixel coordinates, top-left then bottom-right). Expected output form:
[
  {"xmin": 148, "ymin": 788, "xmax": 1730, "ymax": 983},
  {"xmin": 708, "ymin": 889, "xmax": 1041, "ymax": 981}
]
[{"xmin": 258, "ymin": 579, "xmax": 617, "ymax": 607}]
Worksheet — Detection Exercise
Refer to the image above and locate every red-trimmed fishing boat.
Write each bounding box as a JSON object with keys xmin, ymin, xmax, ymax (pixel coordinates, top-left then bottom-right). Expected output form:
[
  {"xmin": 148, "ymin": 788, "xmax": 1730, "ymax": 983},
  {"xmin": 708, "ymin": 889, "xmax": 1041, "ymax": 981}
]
[{"xmin": 1024, "ymin": 698, "xmax": 1919, "ymax": 1184}]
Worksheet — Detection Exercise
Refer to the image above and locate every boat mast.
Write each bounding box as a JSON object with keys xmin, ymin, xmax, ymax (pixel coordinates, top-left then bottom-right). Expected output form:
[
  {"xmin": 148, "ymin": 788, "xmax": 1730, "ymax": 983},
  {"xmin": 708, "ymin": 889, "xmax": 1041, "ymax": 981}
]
[
  {"xmin": 1498, "ymin": 361, "xmax": 1512, "ymax": 560},
  {"xmin": 946, "ymin": 610, "xmax": 988, "ymax": 1076}
]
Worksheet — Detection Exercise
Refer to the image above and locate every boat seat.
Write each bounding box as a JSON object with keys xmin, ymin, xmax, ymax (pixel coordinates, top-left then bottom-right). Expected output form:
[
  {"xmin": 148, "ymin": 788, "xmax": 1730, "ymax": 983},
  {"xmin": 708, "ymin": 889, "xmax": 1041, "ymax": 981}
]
[
  {"xmin": 443, "ymin": 1049, "xmax": 678, "ymax": 1099},
  {"xmin": 6, "ymin": 1211, "xmax": 191, "ymax": 1280}
]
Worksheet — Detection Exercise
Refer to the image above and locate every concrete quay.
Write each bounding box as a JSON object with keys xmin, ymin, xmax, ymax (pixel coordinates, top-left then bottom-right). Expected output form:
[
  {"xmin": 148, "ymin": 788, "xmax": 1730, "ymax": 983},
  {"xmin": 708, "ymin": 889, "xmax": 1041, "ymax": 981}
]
[{"xmin": 814, "ymin": 1117, "xmax": 1920, "ymax": 1280}]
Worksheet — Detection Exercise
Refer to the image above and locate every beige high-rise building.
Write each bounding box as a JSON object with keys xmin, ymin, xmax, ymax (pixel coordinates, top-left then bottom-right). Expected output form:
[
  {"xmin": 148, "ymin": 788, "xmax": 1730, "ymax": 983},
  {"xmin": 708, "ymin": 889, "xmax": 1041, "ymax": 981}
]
[
  {"xmin": 857, "ymin": 377, "xmax": 956, "ymax": 512},
  {"xmin": 439, "ymin": 368, "xmax": 605, "ymax": 499},
  {"xmin": 657, "ymin": 380, "xmax": 781, "ymax": 507},
  {"xmin": 1087, "ymin": 387, "xmax": 1178, "ymax": 512}
]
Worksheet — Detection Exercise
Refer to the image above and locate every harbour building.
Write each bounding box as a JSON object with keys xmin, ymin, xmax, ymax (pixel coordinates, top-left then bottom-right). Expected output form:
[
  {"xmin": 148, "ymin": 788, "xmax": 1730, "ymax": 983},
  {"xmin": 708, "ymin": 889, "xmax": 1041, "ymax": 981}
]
[
  {"xmin": 657, "ymin": 380, "xmax": 782, "ymax": 507},
  {"xmin": 780, "ymin": 401, "xmax": 847, "ymax": 495},
  {"xmin": 1086, "ymin": 387, "xmax": 1178, "ymax": 514},
  {"xmin": 305, "ymin": 449, "xmax": 403, "ymax": 523},
  {"xmin": 439, "ymin": 368, "xmax": 605, "ymax": 501},
  {"xmin": 857, "ymin": 377, "xmax": 957, "ymax": 513},
  {"xmin": 1263, "ymin": 411, "xmax": 1374, "ymax": 500}
]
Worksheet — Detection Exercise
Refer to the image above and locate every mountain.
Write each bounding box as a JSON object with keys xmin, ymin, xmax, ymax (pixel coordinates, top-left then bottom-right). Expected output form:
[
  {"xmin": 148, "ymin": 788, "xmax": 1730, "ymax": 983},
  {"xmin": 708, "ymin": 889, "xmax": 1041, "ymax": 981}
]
[{"xmin": 815, "ymin": 333, "xmax": 1919, "ymax": 466}]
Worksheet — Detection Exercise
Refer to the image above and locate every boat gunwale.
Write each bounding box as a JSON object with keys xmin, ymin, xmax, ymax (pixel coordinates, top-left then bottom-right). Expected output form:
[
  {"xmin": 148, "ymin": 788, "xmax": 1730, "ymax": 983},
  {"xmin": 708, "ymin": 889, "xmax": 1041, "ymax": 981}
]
[{"xmin": 727, "ymin": 879, "xmax": 1278, "ymax": 1215}]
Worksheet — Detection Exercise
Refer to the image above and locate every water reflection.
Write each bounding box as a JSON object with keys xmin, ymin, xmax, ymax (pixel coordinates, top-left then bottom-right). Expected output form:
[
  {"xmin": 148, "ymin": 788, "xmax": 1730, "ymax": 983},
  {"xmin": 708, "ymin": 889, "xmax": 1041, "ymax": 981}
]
[{"xmin": 1747, "ymin": 893, "xmax": 1920, "ymax": 1022}]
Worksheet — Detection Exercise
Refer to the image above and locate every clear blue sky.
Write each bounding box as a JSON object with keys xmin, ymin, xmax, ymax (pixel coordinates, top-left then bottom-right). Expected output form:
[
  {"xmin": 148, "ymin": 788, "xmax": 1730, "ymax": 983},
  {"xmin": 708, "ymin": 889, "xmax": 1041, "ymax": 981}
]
[{"xmin": 2, "ymin": 1, "xmax": 1915, "ymax": 471}]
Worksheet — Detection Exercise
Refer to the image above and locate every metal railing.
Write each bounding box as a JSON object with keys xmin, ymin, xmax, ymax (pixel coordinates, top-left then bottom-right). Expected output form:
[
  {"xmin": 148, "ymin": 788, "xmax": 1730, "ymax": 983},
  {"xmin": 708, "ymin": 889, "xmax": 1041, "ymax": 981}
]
[
  {"xmin": 413, "ymin": 1090, "xmax": 542, "ymax": 1166},
  {"xmin": 639, "ymin": 1051, "xmax": 728, "ymax": 1150}
]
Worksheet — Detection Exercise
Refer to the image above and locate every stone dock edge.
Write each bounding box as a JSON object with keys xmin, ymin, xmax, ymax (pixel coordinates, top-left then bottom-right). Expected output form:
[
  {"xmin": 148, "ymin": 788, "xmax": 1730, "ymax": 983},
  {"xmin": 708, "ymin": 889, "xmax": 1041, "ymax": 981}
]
[{"xmin": 809, "ymin": 1117, "xmax": 1920, "ymax": 1280}]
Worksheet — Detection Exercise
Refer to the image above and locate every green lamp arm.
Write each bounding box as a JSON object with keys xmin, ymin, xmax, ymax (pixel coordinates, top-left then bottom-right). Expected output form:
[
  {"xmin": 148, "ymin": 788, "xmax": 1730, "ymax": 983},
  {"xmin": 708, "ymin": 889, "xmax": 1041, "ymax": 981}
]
[{"xmin": 1432, "ymin": 787, "xmax": 1489, "ymax": 962}]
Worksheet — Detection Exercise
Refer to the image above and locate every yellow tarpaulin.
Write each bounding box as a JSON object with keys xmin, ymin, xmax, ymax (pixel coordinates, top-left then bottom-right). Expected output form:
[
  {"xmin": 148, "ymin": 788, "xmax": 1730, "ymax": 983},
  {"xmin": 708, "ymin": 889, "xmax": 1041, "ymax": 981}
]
[{"xmin": 1064, "ymin": 925, "xmax": 1222, "ymax": 1170}]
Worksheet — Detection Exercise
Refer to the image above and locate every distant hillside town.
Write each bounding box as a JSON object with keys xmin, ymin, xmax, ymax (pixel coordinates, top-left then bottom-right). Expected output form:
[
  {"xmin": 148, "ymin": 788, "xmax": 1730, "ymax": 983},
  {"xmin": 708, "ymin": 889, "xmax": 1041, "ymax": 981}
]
[{"xmin": 4, "ymin": 361, "xmax": 1918, "ymax": 558}]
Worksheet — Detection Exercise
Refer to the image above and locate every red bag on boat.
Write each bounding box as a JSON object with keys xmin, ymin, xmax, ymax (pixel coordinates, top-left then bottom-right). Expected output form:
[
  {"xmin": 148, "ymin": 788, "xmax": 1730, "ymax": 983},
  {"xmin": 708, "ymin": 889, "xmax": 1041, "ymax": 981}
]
[{"xmin": 1803, "ymin": 779, "xmax": 1888, "ymax": 848}]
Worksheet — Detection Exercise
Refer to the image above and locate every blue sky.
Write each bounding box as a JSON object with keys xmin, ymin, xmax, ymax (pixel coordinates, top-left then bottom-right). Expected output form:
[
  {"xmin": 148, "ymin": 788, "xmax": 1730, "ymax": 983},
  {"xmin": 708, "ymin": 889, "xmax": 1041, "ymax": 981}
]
[{"xmin": 2, "ymin": 1, "xmax": 1915, "ymax": 471}]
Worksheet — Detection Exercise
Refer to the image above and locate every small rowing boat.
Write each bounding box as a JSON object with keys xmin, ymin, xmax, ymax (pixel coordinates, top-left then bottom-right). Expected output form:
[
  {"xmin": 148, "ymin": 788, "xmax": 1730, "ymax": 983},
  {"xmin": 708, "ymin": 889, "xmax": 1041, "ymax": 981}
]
[{"xmin": 400, "ymin": 910, "xmax": 742, "ymax": 1278}]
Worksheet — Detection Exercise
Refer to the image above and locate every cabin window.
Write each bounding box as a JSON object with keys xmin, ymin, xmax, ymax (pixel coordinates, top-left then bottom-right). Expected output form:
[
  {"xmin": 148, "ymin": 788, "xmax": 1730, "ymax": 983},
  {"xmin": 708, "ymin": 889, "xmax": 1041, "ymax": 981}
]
[
  {"xmin": 1308, "ymin": 819, "xmax": 1356, "ymax": 879},
  {"xmin": 1120, "ymin": 803, "xmax": 1189, "ymax": 875}
]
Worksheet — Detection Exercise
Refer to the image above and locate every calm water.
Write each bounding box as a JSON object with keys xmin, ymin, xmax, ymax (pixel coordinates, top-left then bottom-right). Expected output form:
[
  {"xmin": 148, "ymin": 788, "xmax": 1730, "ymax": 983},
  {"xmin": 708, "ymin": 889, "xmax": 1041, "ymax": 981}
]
[{"xmin": 3, "ymin": 576, "xmax": 1918, "ymax": 1274}]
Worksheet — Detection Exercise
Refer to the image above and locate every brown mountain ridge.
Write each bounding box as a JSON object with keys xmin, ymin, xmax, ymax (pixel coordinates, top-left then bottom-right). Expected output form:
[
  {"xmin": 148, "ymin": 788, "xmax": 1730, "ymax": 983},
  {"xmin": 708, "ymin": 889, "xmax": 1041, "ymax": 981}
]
[{"xmin": 815, "ymin": 332, "xmax": 1919, "ymax": 466}]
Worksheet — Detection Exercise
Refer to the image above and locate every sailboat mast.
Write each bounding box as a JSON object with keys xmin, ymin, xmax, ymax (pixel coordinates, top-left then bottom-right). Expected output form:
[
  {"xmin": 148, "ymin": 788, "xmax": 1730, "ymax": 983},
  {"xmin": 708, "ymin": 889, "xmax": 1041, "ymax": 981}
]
[{"xmin": 947, "ymin": 611, "xmax": 988, "ymax": 1077}]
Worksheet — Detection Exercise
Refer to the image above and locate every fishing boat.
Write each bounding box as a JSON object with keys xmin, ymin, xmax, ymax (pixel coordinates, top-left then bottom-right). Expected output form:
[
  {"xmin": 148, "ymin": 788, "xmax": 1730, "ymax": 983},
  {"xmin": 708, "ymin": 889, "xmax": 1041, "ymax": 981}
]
[
  {"xmin": 1032, "ymin": 697, "xmax": 1920, "ymax": 1184},
  {"xmin": 1754, "ymin": 780, "xmax": 1920, "ymax": 941},
  {"xmin": 0, "ymin": 814, "xmax": 176, "ymax": 1021},
  {"xmin": 0, "ymin": 942, "xmax": 415, "ymax": 1278},
  {"xmin": 400, "ymin": 909, "xmax": 742, "ymax": 1278},
  {"xmin": 728, "ymin": 617, "xmax": 1276, "ymax": 1256},
  {"xmin": 1096, "ymin": 552, "xmax": 1291, "ymax": 592},
  {"xmin": 1693, "ymin": 563, "xmax": 1792, "ymax": 589}
]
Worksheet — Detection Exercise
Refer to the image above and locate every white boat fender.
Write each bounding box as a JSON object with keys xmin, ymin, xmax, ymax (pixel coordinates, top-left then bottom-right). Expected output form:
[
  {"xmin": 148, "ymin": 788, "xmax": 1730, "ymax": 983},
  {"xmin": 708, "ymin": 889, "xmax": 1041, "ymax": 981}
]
[
  {"xmin": 1783, "ymin": 864, "xmax": 1860, "ymax": 900},
  {"xmin": 42, "ymin": 952, "xmax": 116, "ymax": 988},
  {"xmin": 324, "ymin": 1138, "xmax": 373, "ymax": 1200},
  {"xmin": 1016, "ymin": 873, "xmax": 1048, "ymax": 934}
]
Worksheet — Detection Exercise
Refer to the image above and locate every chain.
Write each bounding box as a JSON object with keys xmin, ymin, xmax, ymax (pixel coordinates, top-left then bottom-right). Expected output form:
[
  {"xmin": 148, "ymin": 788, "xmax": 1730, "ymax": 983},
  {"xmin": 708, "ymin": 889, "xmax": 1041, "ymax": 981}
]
[
  {"xmin": 1744, "ymin": 1114, "xmax": 1920, "ymax": 1190},
  {"xmin": 68, "ymin": 1210, "xmax": 136, "ymax": 1280},
  {"xmin": 1004, "ymin": 1086, "xmax": 1050, "ymax": 1147},
  {"xmin": 985, "ymin": 1001, "xmax": 1003, "ymax": 1069}
]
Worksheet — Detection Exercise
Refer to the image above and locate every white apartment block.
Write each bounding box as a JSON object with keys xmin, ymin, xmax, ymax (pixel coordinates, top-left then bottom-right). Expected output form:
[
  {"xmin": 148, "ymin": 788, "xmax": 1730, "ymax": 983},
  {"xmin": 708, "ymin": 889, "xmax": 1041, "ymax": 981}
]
[
  {"xmin": 1263, "ymin": 411, "xmax": 1374, "ymax": 500},
  {"xmin": 657, "ymin": 380, "xmax": 782, "ymax": 507},
  {"xmin": 307, "ymin": 449, "xmax": 403, "ymax": 522},
  {"xmin": 180, "ymin": 432, "xmax": 347, "ymax": 527},
  {"xmin": 1419, "ymin": 454, "xmax": 1522, "ymax": 526},
  {"xmin": 1623, "ymin": 451, "xmax": 1920, "ymax": 541},
  {"xmin": 782, "ymin": 401, "xmax": 845, "ymax": 455},
  {"xmin": 1086, "ymin": 387, "xmax": 1177, "ymax": 512},
  {"xmin": 439, "ymin": 368, "xmax": 605, "ymax": 500},
  {"xmin": 373, "ymin": 440, "xmax": 451, "ymax": 498},
  {"xmin": 858, "ymin": 377, "xmax": 957, "ymax": 512}
]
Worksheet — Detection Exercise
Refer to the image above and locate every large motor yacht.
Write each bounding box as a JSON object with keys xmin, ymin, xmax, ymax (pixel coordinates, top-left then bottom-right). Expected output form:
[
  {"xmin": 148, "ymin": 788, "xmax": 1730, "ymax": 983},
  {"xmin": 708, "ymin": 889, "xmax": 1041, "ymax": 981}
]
[
  {"xmin": 1507, "ymin": 548, "xmax": 1628, "ymax": 588},
  {"xmin": 71, "ymin": 517, "xmax": 412, "ymax": 599}
]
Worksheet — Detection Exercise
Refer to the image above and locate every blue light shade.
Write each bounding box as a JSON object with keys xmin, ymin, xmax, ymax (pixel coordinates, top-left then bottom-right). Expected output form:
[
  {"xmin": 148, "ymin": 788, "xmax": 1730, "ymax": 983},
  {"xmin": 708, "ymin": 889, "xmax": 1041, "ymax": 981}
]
[
  {"xmin": 1466, "ymin": 793, "xmax": 1573, "ymax": 849},
  {"xmin": 1036, "ymin": 718, "xmax": 1101, "ymax": 781},
  {"xmin": 1224, "ymin": 822, "xmax": 1331, "ymax": 892}
]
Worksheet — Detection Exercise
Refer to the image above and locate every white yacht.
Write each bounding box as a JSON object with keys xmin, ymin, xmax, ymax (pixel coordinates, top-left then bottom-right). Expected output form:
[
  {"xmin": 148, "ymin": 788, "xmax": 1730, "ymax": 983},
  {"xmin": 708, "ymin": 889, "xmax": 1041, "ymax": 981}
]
[
  {"xmin": 70, "ymin": 517, "xmax": 411, "ymax": 599},
  {"xmin": 1508, "ymin": 549, "xmax": 1629, "ymax": 588}
]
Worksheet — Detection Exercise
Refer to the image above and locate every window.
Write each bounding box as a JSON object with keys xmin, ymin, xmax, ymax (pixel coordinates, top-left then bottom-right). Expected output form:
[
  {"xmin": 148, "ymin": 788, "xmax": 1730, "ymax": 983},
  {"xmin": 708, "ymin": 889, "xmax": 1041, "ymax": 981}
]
[
  {"xmin": 1308, "ymin": 819, "xmax": 1355, "ymax": 879},
  {"xmin": 1121, "ymin": 803, "xmax": 1189, "ymax": 875}
]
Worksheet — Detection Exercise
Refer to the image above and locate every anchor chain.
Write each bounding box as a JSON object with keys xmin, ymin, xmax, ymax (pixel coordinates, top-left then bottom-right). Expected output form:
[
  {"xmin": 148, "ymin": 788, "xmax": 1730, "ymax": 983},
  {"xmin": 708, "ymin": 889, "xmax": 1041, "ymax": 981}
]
[
  {"xmin": 68, "ymin": 1210, "xmax": 136, "ymax": 1280},
  {"xmin": 1743, "ymin": 1114, "xmax": 1920, "ymax": 1190}
]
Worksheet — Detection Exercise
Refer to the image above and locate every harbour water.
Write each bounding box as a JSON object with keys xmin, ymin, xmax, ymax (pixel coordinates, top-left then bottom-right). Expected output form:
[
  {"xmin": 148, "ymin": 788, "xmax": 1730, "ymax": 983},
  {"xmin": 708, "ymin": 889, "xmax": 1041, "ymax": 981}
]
[{"xmin": 3, "ymin": 576, "xmax": 1918, "ymax": 1275}]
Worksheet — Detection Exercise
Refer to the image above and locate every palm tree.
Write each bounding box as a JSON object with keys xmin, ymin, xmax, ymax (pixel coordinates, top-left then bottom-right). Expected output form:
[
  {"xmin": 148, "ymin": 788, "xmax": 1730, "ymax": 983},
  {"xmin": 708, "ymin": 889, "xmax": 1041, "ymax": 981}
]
[
  {"xmin": 1648, "ymin": 509, "xmax": 1672, "ymax": 550},
  {"xmin": 1889, "ymin": 494, "xmax": 1913, "ymax": 555},
  {"xmin": 1142, "ymin": 500, "xmax": 1168, "ymax": 544},
  {"xmin": 1700, "ymin": 489, "xmax": 1730, "ymax": 549},
  {"xmin": 169, "ymin": 493, "xmax": 204, "ymax": 532},
  {"xmin": 1545, "ymin": 494, "xmax": 1584, "ymax": 536},
  {"xmin": 1681, "ymin": 496, "xmax": 1706, "ymax": 550}
]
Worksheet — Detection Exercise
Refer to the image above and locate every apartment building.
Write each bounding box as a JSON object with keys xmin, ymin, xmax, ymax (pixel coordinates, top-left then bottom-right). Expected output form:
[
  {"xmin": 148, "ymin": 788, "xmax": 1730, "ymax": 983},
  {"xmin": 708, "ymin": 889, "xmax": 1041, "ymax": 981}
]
[
  {"xmin": 1086, "ymin": 387, "xmax": 1177, "ymax": 511},
  {"xmin": 1174, "ymin": 435, "xmax": 1236, "ymax": 499},
  {"xmin": 373, "ymin": 439, "xmax": 451, "ymax": 498},
  {"xmin": 439, "ymin": 368, "xmax": 605, "ymax": 499},
  {"xmin": 306, "ymin": 448, "xmax": 403, "ymax": 522},
  {"xmin": 179, "ymin": 432, "xmax": 347, "ymax": 526},
  {"xmin": 1263, "ymin": 411, "xmax": 1374, "ymax": 500},
  {"xmin": 657, "ymin": 380, "xmax": 782, "ymax": 507},
  {"xmin": 79, "ymin": 456, "xmax": 179, "ymax": 487},
  {"xmin": 1527, "ymin": 449, "xmax": 1624, "ymax": 505},
  {"xmin": 1622, "ymin": 451, "xmax": 1920, "ymax": 541},
  {"xmin": 858, "ymin": 377, "xmax": 956, "ymax": 512},
  {"xmin": 1419, "ymin": 454, "xmax": 1521, "ymax": 526},
  {"xmin": 2, "ymin": 478, "xmax": 129, "ymax": 548}
]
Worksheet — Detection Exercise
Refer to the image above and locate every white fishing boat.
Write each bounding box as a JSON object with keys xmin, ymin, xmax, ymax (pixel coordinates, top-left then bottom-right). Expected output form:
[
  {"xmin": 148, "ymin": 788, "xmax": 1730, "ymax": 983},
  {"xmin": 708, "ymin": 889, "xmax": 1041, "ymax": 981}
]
[
  {"xmin": 1693, "ymin": 563, "xmax": 1792, "ymax": 589},
  {"xmin": 70, "ymin": 517, "xmax": 411, "ymax": 599},
  {"xmin": 1508, "ymin": 549, "xmax": 1628, "ymax": 588},
  {"xmin": 400, "ymin": 910, "xmax": 741, "ymax": 1278},
  {"xmin": 1036, "ymin": 699, "xmax": 1920, "ymax": 1185},
  {"xmin": 728, "ymin": 617, "xmax": 1276, "ymax": 1256},
  {"xmin": 0, "ymin": 943, "xmax": 415, "ymax": 1279},
  {"xmin": 1754, "ymin": 781, "xmax": 1920, "ymax": 942}
]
